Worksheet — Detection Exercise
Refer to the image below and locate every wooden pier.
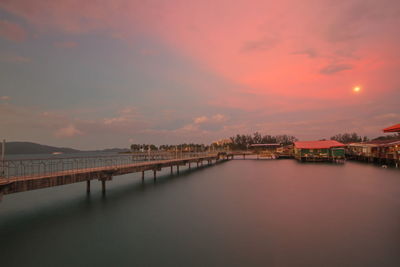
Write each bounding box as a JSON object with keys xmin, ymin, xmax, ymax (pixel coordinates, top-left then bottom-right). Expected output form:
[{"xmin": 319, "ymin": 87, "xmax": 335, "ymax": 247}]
[{"xmin": 0, "ymin": 152, "xmax": 230, "ymax": 200}]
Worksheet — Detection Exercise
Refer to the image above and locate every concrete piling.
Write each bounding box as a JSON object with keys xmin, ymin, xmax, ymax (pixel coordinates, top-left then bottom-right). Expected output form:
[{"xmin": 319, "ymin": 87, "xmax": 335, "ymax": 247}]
[
  {"xmin": 101, "ymin": 180, "xmax": 106, "ymax": 194},
  {"xmin": 86, "ymin": 180, "xmax": 90, "ymax": 193}
]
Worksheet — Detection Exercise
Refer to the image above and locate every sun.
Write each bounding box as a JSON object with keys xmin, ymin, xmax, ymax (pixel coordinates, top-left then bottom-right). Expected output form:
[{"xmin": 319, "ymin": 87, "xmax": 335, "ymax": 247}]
[{"xmin": 353, "ymin": 86, "xmax": 361, "ymax": 93}]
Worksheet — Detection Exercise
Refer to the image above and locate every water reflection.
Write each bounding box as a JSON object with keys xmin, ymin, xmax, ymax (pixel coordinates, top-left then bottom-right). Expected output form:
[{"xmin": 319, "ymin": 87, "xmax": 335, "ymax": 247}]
[{"xmin": 1, "ymin": 160, "xmax": 400, "ymax": 267}]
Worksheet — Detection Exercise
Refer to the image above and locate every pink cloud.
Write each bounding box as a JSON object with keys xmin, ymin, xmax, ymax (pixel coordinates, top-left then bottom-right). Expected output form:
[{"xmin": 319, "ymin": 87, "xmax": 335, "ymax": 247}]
[
  {"xmin": 1, "ymin": 1, "xmax": 399, "ymax": 104},
  {"xmin": 182, "ymin": 114, "xmax": 228, "ymax": 132},
  {"xmin": 0, "ymin": 53, "xmax": 31, "ymax": 63},
  {"xmin": 0, "ymin": 19, "xmax": 26, "ymax": 42},
  {"xmin": 54, "ymin": 41, "xmax": 77, "ymax": 48},
  {"xmin": 54, "ymin": 124, "xmax": 83, "ymax": 138},
  {"xmin": 1, "ymin": 0, "xmax": 399, "ymax": 145}
]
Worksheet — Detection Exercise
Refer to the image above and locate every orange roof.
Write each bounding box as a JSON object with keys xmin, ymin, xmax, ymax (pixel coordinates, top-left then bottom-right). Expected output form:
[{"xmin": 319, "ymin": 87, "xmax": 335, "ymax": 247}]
[
  {"xmin": 294, "ymin": 140, "xmax": 345, "ymax": 149},
  {"xmin": 383, "ymin": 123, "xmax": 400, "ymax": 133}
]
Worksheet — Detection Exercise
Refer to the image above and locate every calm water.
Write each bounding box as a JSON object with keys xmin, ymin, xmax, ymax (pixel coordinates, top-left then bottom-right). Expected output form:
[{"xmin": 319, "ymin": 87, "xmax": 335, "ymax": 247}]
[{"xmin": 1, "ymin": 159, "xmax": 400, "ymax": 267}]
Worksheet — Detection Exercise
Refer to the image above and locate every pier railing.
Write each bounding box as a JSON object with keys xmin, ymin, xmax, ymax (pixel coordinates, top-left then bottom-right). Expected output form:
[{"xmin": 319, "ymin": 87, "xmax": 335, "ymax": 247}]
[{"xmin": 0, "ymin": 152, "xmax": 216, "ymax": 179}]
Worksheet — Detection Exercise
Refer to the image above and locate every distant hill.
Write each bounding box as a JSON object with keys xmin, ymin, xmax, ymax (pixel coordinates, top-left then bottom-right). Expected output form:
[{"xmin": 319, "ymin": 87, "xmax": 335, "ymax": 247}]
[
  {"xmin": 90, "ymin": 148, "xmax": 130, "ymax": 153},
  {"xmin": 0, "ymin": 142, "xmax": 81, "ymax": 155},
  {"xmin": 0, "ymin": 142, "xmax": 129, "ymax": 155}
]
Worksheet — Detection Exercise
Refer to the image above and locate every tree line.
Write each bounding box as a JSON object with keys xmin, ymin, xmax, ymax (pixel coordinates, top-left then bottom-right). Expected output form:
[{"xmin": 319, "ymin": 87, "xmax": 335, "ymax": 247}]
[
  {"xmin": 130, "ymin": 143, "xmax": 208, "ymax": 152},
  {"xmin": 330, "ymin": 133, "xmax": 368, "ymax": 143},
  {"xmin": 330, "ymin": 132, "xmax": 400, "ymax": 143},
  {"xmin": 228, "ymin": 133, "xmax": 298, "ymax": 150},
  {"xmin": 130, "ymin": 132, "xmax": 400, "ymax": 152}
]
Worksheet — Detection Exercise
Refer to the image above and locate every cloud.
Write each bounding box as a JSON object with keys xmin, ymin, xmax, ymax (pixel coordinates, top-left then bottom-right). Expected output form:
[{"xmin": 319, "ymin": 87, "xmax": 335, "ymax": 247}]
[
  {"xmin": 241, "ymin": 34, "xmax": 279, "ymax": 52},
  {"xmin": 0, "ymin": 0, "xmax": 400, "ymax": 147},
  {"xmin": 291, "ymin": 48, "xmax": 318, "ymax": 58},
  {"xmin": 193, "ymin": 116, "xmax": 208, "ymax": 124},
  {"xmin": 103, "ymin": 107, "xmax": 139, "ymax": 126},
  {"xmin": 0, "ymin": 19, "xmax": 26, "ymax": 42},
  {"xmin": 54, "ymin": 124, "xmax": 83, "ymax": 138},
  {"xmin": 0, "ymin": 53, "xmax": 31, "ymax": 63},
  {"xmin": 323, "ymin": 0, "xmax": 400, "ymax": 43},
  {"xmin": 54, "ymin": 41, "xmax": 77, "ymax": 48},
  {"xmin": 182, "ymin": 114, "xmax": 228, "ymax": 132},
  {"xmin": 319, "ymin": 63, "xmax": 353, "ymax": 75},
  {"xmin": 371, "ymin": 113, "xmax": 400, "ymax": 122}
]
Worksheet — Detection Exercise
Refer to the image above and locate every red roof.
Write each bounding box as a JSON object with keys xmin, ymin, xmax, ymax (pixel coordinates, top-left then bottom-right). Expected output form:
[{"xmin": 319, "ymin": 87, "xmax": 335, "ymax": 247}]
[
  {"xmin": 383, "ymin": 123, "xmax": 400, "ymax": 133},
  {"xmin": 294, "ymin": 140, "xmax": 345, "ymax": 149}
]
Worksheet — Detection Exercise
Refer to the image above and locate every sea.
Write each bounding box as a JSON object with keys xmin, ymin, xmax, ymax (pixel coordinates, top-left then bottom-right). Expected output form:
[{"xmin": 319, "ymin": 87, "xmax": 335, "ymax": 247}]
[{"xmin": 1, "ymin": 156, "xmax": 400, "ymax": 267}]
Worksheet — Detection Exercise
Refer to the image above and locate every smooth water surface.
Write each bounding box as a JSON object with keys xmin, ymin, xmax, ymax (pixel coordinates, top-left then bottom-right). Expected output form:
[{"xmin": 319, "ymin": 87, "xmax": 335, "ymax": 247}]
[{"xmin": 1, "ymin": 160, "xmax": 400, "ymax": 267}]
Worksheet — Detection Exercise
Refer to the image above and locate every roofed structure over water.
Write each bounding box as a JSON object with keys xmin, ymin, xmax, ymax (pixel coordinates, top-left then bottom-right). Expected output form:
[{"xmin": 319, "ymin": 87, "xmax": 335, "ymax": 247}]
[
  {"xmin": 294, "ymin": 140, "xmax": 345, "ymax": 162},
  {"xmin": 346, "ymin": 139, "xmax": 400, "ymax": 165},
  {"xmin": 383, "ymin": 123, "xmax": 400, "ymax": 133},
  {"xmin": 249, "ymin": 144, "xmax": 281, "ymax": 149},
  {"xmin": 249, "ymin": 144, "xmax": 282, "ymax": 159}
]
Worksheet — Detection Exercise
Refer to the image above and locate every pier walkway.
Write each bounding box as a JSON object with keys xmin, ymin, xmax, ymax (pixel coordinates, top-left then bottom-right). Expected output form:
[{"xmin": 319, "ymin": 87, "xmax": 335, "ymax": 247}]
[{"xmin": 0, "ymin": 152, "xmax": 230, "ymax": 200}]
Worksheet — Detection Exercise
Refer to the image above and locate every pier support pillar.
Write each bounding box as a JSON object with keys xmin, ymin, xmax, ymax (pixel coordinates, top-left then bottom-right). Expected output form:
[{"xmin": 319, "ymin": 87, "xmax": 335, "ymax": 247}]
[
  {"xmin": 101, "ymin": 180, "xmax": 106, "ymax": 194},
  {"xmin": 153, "ymin": 170, "xmax": 157, "ymax": 181},
  {"xmin": 189, "ymin": 162, "xmax": 191, "ymax": 169},
  {"xmin": 86, "ymin": 180, "xmax": 90, "ymax": 193},
  {"xmin": 0, "ymin": 191, "xmax": 3, "ymax": 202},
  {"xmin": 197, "ymin": 162, "xmax": 199, "ymax": 167},
  {"xmin": 177, "ymin": 165, "xmax": 180, "ymax": 174},
  {"xmin": 170, "ymin": 166, "xmax": 173, "ymax": 175},
  {"xmin": 142, "ymin": 171, "xmax": 145, "ymax": 182}
]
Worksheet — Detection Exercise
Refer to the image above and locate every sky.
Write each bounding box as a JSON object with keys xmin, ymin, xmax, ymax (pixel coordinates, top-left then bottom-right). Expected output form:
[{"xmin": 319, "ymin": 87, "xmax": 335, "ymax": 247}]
[{"xmin": 0, "ymin": 0, "xmax": 399, "ymax": 149}]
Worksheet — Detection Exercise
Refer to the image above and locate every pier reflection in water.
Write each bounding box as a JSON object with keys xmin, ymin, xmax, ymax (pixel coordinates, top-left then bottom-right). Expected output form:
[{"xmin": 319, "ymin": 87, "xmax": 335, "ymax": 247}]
[{"xmin": 1, "ymin": 159, "xmax": 400, "ymax": 267}]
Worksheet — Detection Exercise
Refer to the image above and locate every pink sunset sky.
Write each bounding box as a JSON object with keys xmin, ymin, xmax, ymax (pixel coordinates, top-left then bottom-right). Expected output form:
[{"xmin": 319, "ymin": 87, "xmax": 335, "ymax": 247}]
[{"xmin": 0, "ymin": 0, "xmax": 399, "ymax": 149}]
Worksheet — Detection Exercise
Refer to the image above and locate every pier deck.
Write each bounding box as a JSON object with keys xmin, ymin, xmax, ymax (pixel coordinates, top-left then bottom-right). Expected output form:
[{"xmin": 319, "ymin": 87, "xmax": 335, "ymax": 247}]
[{"xmin": 0, "ymin": 153, "xmax": 229, "ymax": 199}]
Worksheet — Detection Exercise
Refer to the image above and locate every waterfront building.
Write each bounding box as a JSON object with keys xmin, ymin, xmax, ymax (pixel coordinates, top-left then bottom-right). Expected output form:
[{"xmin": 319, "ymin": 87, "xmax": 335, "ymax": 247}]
[
  {"xmin": 276, "ymin": 145, "xmax": 294, "ymax": 158},
  {"xmin": 249, "ymin": 144, "xmax": 282, "ymax": 158},
  {"xmin": 347, "ymin": 140, "xmax": 400, "ymax": 166},
  {"xmin": 212, "ymin": 138, "xmax": 233, "ymax": 146},
  {"xmin": 294, "ymin": 140, "xmax": 345, "ymax": 162}
]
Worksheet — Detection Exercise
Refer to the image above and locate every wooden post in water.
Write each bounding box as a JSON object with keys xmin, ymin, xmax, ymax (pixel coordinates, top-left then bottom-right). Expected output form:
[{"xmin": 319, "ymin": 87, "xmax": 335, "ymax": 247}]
[
  {"xmin": 102, "ymin": 180, "xmax": 106, "ymax": 194},
  {"xmin": 86, "ymin": 180, "xmax": 90, "ymax": 193},
  {"xmin": 142, "ymin": 171, "xmax": 145, "ymax": 182},
  {"xmin": 153, "ymin": 170, "xmax": 157, "ymax": 181},
  {"xmin": 177, "ymin": 165, "xmax": 180, "ymax": 174},
  {"xmin": 170, "ymin": 166, "xmax": 173, "ymax": 175},
  {"xmin": 1, "ymin": 139, "xmax": 5, "ymax": 178},
  {"xmin": 189, "ymin": 162, "xmax": 191, "ymax": 169}
]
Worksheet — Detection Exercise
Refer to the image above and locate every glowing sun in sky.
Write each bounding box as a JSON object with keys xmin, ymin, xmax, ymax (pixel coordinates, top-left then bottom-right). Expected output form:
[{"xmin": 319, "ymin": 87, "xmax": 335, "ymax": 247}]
[{"xmin": 353, "ymin": 86, "xmax": 361, "ymax": 93}]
